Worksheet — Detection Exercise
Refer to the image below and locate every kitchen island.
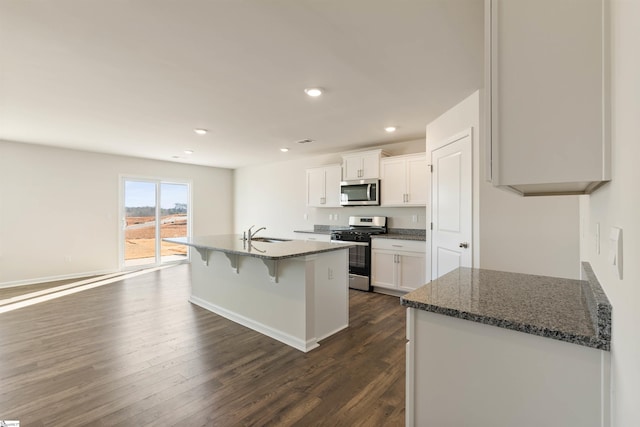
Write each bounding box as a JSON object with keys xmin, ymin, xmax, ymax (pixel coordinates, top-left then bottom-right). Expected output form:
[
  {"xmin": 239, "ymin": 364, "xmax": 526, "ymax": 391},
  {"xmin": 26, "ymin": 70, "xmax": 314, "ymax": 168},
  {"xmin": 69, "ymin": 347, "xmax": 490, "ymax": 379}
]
[
  {"xmin": 165, "ymin": 235, "xmax": 352, "ymax": 352},
  {"xmin": 401, "ymin": 263, "xmax": 611, "ymax": 427}
]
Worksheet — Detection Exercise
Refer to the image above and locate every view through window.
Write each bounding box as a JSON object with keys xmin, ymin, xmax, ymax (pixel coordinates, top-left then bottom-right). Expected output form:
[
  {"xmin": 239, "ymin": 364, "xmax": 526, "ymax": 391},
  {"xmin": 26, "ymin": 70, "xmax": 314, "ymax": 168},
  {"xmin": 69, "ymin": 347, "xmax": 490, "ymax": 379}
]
[{"xmin": 123, "ymin": 179, "xmax": 189, "ymax": 267}]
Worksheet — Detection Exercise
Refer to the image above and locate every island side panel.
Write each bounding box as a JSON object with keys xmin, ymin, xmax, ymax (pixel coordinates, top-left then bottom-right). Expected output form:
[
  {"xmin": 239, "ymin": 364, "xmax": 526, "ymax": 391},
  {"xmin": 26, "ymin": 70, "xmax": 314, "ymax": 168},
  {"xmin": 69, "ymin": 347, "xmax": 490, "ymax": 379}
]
[
  {"xmin": 408, "ymin": 308, "xmax": 608, "ymax": 427},
  {"xmin": 312, "ymin": 248, "xmax": 349, "ymax": 341},
  {"xmin": 189, "ymin": 251, "xmax": 310, "ymax": 351}
]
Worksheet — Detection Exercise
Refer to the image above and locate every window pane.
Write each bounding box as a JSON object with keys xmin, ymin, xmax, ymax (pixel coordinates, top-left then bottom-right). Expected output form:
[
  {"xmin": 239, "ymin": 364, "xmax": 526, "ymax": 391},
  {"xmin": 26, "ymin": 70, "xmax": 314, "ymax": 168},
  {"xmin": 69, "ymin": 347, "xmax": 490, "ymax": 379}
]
[{"xmin": 160, "ymin": 183, "xmax": 189, "ymax": 263}]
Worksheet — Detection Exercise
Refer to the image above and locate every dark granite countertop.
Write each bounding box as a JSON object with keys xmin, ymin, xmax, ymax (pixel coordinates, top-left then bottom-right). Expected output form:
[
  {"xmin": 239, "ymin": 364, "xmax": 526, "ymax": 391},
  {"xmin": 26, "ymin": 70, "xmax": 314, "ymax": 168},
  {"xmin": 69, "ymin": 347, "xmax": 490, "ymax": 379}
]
[
  {"xmin": 373, "ymin": 234, "xmax": 426, "ymax": 242},
  {"xmin": 401, "ymin": 263, "xmax": 611, "ymax": 350},
  {"xmin": 164, "ymin": 235, "xmax": 353, "ymax": 260}
]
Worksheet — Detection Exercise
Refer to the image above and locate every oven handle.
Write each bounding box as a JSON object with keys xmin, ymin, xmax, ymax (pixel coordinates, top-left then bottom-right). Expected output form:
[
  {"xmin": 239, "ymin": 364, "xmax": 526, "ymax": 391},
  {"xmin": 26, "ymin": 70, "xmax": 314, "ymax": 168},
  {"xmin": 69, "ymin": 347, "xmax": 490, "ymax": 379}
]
[{"xmin": 331, "ymin": 240, "xmax": 369, "ymax": 247}]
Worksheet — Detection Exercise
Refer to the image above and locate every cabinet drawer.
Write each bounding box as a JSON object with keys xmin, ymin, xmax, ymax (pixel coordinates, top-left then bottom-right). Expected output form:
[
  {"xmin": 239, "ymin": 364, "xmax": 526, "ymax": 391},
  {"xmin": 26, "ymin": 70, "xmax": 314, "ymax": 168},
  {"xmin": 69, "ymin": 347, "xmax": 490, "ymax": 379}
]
[{"xmin": 372, "ymin": 238, "xmax": 425, "ymax": 252}]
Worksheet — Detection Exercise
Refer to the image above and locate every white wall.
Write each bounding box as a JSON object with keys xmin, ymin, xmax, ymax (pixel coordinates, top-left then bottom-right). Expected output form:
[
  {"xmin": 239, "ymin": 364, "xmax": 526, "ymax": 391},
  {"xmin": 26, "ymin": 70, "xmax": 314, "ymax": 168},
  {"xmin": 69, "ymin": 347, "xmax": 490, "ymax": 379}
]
[
  {"xmin": 0, "ymin": 140, "xmax": 233, "ymax": 285},
  {"xmin": 426, "ymin": 90, "xmax": 580, "ymax": 280},
  {"xmin": 234, "ymin": 139, "xmax": 427, "ymax": 239},
  {"xmin": 580, "ymin": 1, "xmax": 640, "ymax": 424}
]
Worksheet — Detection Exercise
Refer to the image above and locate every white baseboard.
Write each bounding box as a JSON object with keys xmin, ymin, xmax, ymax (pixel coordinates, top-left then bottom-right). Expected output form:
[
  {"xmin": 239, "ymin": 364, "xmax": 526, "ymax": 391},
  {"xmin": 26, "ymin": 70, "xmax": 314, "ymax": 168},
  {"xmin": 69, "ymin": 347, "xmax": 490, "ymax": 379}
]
[
  {"xmin": 0, "ymin": 268, "xmax": 119, "ymax": 289},
  {"xmin": 316, "ymin": 324, "xmax": 349, "ymax": 342},
  {"xmin": 189, "ymin": 295, "xmax": 319, "ymax": 353}
]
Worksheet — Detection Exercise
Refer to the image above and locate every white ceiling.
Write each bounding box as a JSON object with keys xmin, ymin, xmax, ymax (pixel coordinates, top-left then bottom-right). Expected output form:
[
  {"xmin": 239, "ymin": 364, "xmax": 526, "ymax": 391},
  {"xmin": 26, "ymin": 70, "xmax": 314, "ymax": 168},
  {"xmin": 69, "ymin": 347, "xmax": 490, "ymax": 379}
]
[{"xmin": 0, "ymin": 0, "xmax": 484, "ymax": 169}]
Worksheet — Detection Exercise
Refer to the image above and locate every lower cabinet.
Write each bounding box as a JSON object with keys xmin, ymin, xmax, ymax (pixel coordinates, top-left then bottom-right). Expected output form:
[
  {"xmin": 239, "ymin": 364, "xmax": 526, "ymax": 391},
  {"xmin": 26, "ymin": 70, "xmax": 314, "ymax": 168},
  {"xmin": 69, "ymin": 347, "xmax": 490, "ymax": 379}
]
[
  {"xmin": 371, "ymin": 238, "xmax": 426, "ymax": 292},
  {"xmin": 405, "ymin": 308, "xmax": 610, "ymax": 427}
]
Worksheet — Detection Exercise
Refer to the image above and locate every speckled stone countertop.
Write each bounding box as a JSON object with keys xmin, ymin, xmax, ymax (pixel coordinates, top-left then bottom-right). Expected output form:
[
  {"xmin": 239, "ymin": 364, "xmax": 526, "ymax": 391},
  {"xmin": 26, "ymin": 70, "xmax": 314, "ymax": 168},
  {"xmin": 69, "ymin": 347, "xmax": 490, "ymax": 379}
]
[
  {"xmin": 164, "ymin": 235, "xmax": 353, "ymax": 260},
  {"xmin": 401, "ymin": 263, "xmax": 611, "ymax": 350},
  {"xmin": 373, "ymin": 228, "xmax": 426, "ymax": 241}
]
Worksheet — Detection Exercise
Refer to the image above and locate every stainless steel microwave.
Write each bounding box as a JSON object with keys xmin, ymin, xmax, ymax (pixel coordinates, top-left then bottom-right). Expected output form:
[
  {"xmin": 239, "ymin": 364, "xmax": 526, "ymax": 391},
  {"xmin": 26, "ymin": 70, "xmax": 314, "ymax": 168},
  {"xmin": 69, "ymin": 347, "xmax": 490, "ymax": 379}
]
[{"xmin": 340, "ymin": 179, "xmax": 380, "ymax": 206}]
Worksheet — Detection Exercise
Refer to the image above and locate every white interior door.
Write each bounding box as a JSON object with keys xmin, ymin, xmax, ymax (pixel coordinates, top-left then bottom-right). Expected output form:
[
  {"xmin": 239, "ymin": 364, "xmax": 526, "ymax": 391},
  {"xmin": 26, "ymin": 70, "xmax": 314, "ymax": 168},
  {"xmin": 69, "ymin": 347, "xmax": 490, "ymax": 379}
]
[{"xmin": 431, "ymin": 133, "xmax": 472, "ymax": 280}]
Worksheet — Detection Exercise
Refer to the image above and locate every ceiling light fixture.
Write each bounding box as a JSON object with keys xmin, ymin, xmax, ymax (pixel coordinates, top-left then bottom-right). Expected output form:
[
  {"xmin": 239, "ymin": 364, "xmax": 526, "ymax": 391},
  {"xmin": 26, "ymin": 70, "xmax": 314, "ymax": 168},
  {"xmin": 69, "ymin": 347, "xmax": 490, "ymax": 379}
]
[
  {"xmin": 194, "ymin": 128, "xmax": 208, "ymax": 135},
  {"xmin": 184, "ymin": 149, "xmax": 194, "ymax": 155},
  {"xmin": 304, "ymin": 88, "xmax": 323, "ymax": 97},
  {"xmin": 385, "ymin": 126, "xmax": 397, "ymax": 133},
  {"xmin": 280, "ymin": 148, "xmax": 289, "ymax": 152},
  {"xmin": 296, "ymin": 138, "xmax": 315, "ymax": 144}
]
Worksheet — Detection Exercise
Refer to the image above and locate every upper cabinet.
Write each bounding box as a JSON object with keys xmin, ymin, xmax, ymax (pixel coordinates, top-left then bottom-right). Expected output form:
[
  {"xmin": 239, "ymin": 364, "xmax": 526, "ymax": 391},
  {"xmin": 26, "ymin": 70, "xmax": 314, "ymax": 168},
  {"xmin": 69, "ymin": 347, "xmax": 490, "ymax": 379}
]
[
  {"xmin": 342, "ymin": 149, "xmax": 386, "ymax": 180},
  {"xmin": 306, "ymin": 164, "xmax": 342, "ymax": 208},
  {"xmin": 485, "ymin": 0, "xmax": 610, "ymax": 196},
  {"xmin": 381, "ymin": 153, "xmax": 428, "ymax": 206}
]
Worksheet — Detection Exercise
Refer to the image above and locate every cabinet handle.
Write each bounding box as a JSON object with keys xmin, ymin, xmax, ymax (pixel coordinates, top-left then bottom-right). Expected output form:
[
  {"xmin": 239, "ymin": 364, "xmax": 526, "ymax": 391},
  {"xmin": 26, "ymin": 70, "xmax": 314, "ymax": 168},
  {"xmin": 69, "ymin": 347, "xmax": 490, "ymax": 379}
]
[{"xmin": 392, "ymin": 244, "xmax": 403, "ymax": 248}]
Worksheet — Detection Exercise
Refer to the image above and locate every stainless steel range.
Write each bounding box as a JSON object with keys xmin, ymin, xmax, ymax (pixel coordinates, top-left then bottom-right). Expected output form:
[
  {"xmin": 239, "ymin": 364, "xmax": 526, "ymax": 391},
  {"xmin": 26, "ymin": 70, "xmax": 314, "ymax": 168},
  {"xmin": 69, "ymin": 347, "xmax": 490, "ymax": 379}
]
[{"xmin": 331, "ymin": 216, "xmax": 387, "ymax": 291}]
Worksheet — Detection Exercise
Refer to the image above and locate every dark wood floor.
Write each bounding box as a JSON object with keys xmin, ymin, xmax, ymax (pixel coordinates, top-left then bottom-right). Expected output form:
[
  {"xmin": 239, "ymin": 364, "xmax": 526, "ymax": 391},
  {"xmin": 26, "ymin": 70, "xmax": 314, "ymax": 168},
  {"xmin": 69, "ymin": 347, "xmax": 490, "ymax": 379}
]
[{"xmin": 0, "ymin": 264, "xmax": 406, "ymax": 426}]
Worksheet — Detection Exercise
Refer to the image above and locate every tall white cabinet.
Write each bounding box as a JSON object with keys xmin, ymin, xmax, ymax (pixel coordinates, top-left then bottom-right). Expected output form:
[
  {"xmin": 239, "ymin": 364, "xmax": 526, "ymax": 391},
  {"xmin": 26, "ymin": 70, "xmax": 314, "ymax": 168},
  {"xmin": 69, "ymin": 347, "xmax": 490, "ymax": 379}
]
[
  {"xmin": 485, "ymin": 0, "xmax": 610, "ymax": 195},
  {"xmin": 380, "ymin": 153, "xmax": 428, "ymax": 206},
  {"xmin": 306, "ymin": 164, "xmax": 341, "ymax": 207}
]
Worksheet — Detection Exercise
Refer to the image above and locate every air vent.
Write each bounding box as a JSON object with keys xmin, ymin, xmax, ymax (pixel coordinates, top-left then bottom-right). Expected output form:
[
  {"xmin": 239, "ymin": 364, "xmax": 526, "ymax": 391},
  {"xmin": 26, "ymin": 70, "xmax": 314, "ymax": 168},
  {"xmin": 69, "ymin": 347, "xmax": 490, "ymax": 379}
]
[{"xmin": 296, "ymin": 138, "xmax": 315, "ymax": 144}]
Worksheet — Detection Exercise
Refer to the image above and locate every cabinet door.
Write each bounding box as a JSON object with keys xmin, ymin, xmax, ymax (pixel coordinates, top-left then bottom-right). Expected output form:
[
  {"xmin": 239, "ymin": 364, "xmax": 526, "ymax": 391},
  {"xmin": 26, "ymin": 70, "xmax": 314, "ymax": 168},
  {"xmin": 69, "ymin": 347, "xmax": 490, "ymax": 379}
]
[
  {"xmin": 398, "ymin": 251, "xmax": 426, "ymax": 292},
  {"xmin": 306, "ymin": 168, "xmax": 326, "ymax": 207},
  {"xmin": 361, "ymin": 152, "xmax": 381, "ymax": 179},
  {"xmin": 371, "ymin": 250, "xmax": 397, "ymax": 289},
  {"xmin": 342, "ymin": 156, "xmax": 363, "ymax": 180},
  {"xmin": 406, "ymin": 156, "xmax": 428, "ymax": 206},
  {"xmin": 323, "ymin": 164, "xmax": 342, "ymax": 207},
  {"xmin": 381, "ymin": 158, "xmax": 407, "ymax": 206},
  {"xmin": 487, "ymin": 0, "xmax": 608, "ymax": 194}
]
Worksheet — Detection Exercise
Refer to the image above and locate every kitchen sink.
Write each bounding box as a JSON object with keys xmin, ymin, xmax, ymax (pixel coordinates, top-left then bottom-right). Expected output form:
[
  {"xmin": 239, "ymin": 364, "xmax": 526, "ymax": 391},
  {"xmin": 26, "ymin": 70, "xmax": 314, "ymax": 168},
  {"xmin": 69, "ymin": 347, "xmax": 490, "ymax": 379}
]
[{"xmin": 248, "ymin": 237, "xmax": 291, "ymax": 243}]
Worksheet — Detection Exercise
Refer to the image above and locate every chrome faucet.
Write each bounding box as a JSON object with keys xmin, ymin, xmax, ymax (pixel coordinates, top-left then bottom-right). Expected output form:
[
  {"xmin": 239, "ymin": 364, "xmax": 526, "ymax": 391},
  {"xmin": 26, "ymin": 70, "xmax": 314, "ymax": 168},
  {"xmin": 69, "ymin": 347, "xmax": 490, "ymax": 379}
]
[{"xmin": 247, "ymin": 225, "xmax": 266, "ymax": 243}]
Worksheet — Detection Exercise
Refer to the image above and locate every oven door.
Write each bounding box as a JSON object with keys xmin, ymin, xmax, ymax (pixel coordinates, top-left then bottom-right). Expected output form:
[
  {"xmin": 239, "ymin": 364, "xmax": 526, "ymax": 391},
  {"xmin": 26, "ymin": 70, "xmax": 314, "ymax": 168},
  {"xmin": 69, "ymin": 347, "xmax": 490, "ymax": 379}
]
[{"xmin": 335, "ymin": 240, "xmax": 371, "ymax": 291}]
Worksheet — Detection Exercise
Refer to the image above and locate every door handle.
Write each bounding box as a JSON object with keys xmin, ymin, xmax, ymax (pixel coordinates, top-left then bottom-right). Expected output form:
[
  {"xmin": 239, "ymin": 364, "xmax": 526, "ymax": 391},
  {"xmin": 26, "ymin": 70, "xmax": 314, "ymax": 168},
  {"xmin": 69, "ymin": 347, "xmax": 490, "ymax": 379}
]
[{"xmin": 459, "ymin": 242, "xmax": 469, "ymax": 249}]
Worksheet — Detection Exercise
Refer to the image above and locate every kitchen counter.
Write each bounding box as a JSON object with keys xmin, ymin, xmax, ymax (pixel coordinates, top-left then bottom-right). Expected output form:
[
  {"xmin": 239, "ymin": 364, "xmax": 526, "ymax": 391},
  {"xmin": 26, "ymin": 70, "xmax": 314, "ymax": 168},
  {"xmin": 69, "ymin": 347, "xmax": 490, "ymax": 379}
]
[
  {"xmin": 401, "ymin": 262, "xmax": 611, "ymax": 350},
  {"xmin": 404, "ymin": 262, "xmax": 611, "ymax": 426},
  {"xmin": 167, "ymin": 234, "xmax": 351, "ymax": 352},
  {"xmin": 166, "ymin": 235, "xmax": 353, "ymax": 260},
  {"xmin": 373, "ymin": 233, "xmax": 425, "ymax": 242}
]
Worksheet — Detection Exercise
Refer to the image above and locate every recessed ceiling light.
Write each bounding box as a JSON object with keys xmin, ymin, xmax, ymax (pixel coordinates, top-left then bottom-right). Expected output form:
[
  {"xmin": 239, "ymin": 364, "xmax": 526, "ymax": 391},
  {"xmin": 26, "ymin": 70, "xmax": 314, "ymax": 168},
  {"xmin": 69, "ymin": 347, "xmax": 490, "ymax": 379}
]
[
  {"xmin": 385, "ymin": 126, "xmax": 397, "ymax": 133},
  {"xmin": 184, "ymin": 149, "xmax": 194, "ymax": 155},
  {"xmin": 280, "ymin": 148, "xmax": 289, "ymax": 152},
  {"xmin": 304, "ymin": 88, "xmax": 323, "ymax": 97},
  {"xmin": 296, "ymin": 138, "xmax": 315, "ymax": 144},
  {"xmin": 194, "ymin": 128, "xmax": 208, "ymax": 135}
]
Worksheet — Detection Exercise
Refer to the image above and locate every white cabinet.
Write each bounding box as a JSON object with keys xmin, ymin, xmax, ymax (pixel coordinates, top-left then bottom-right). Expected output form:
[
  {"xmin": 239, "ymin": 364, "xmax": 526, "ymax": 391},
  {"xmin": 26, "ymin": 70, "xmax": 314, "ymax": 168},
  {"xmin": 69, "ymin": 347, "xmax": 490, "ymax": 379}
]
[
  {"xmin": 371, "ymin": 238, "xmax": 426, "ymax": 292},
  {"xmin": 294, "ymin": 232, "xmax": 331, "ymax": 243},
  {"xmin": 381, "ymin": 153, "xmax": 428, "ymax": 206},
  {"xmin": 406, "ymin": 307, "xmax": 610, "ymax": 427},
  {"xmin": 485, "ymin": 0, "xmax": 610, "ymax": 196},
  {"xmin": 306, "ymin": 164, "xmax": 341, "ymax": 207},
  {"xmin": 342, "ymin": 149, "xmax": 386, "ymax": 180}
]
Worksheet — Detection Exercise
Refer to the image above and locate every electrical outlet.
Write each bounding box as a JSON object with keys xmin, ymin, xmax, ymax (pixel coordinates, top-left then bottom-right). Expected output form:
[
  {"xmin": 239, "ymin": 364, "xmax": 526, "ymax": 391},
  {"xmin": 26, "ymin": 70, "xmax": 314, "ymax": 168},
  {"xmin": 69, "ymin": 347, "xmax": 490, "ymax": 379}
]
[
  {"xmin": 304, "ymin": 213, "xmax": 308, "ymax": 220},
  {"xmin": 412, "ymin": 215, "xmax": 418, "ymax": 223}
]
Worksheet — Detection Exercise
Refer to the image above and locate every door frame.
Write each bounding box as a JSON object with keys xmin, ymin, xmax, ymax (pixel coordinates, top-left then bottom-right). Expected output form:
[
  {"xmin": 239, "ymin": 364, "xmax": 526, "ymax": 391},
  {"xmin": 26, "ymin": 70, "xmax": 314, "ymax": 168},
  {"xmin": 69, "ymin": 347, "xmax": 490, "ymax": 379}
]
[
  {"xmin": 118, "ymin": 174, "xmax": 193, "ymax": 270},
  {"xmin": 427, "ymin": 128, "xmax": 474, "ymax": 281}
]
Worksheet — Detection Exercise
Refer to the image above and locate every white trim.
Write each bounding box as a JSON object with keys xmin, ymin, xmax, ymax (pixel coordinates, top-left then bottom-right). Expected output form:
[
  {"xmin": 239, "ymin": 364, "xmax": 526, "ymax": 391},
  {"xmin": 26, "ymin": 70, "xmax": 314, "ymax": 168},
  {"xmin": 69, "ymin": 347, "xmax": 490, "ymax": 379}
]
[
  {"xmin": 315, "ymin": 324, "xmax": 349, "ymax": 342},
  {"xmin": 189, "ymin": 295, "xmax": 320, "ymax": 353},
  {"xmin": 428, "ymin": 127, "xmax": 473, "ymax": 153},
  {"xmin": 0, "ymin": 268, "xmax": 118, "ymax": 289}
]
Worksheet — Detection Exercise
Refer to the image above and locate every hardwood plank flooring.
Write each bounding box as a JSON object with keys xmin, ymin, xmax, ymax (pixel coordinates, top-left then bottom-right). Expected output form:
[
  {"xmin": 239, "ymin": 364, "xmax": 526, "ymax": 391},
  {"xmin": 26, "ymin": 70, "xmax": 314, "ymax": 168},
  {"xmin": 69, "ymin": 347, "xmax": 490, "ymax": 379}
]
[{"xmin": 0, "ymin": 264, "xmax": 406, "ymax": 426}]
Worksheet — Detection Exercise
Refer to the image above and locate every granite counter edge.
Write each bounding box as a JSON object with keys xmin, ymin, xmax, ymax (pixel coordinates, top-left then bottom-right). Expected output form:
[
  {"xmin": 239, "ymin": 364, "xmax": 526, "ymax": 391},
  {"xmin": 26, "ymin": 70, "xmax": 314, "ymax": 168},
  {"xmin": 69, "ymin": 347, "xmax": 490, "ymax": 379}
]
[
  {"xmin": 400, "ymin": 298, "xmax": 610, "ymax": 351},
  {"xmin": 172, "ymin": 240, "xmax": 353, "ymax": 261}
]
